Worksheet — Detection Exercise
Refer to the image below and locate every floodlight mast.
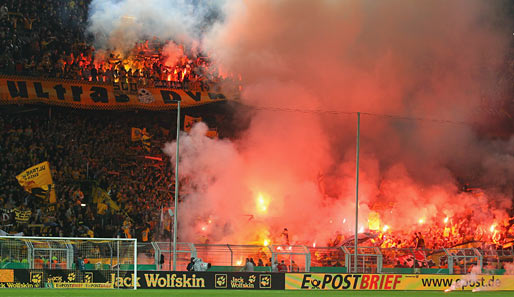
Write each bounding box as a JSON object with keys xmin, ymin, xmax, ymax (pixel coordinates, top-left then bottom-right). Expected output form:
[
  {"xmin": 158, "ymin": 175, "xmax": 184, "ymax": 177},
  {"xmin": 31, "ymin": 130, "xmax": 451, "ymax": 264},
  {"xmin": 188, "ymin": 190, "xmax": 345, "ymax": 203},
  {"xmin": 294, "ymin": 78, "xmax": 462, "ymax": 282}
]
[
  {"xmin": 173, "ymin": 99, "xmax": 181, "ymax": 271},
  {"xmin": 354, "ymin": 112, "xmax": 360, "ymax": 273}
]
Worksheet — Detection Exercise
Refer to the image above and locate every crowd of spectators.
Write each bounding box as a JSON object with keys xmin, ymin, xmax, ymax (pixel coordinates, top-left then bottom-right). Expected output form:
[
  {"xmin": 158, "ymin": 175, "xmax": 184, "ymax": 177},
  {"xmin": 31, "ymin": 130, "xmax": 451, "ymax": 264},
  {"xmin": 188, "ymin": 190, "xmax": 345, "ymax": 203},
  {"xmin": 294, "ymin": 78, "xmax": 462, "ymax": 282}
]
[
  {"xmin": 0, "ymin": 0, "xmax": 512, "ymax": 254},
  {"xmin": 0, "ymin": 106, "xmax": 187, "ymax": 241},
  {"xmin": 0, "ymin": 0, "xmax": 233, "ymax": 91}
]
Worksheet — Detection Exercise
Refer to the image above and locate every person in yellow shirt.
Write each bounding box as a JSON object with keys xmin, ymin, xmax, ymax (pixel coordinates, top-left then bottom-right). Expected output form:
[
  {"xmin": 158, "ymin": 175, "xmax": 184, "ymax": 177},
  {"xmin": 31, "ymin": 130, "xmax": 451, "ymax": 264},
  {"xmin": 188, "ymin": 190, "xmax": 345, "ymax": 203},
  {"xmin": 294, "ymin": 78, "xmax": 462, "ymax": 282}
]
[
  {"xmin": 87, "ymin": 227, "xmax": 94, "ymax": 238},
  {"xmin": 122, "ymin": 219, "xmax": 132, "ymax": 238}
]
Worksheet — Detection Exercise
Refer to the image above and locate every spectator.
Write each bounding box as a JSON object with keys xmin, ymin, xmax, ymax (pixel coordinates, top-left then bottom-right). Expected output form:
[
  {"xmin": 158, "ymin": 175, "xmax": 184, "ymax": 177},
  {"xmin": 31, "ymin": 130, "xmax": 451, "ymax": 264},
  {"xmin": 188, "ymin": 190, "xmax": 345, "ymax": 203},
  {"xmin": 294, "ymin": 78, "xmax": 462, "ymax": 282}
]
[
  {"xmin": 242, "ymin": 258, "xmax": 254, "ymax": 272},
  {"xmin": 277, "ymin": 260, "xmax": 288, "ymax": 272},
  {"xmin": 187, "ymin": 257, "xmax": 195, "ymax": 271}
]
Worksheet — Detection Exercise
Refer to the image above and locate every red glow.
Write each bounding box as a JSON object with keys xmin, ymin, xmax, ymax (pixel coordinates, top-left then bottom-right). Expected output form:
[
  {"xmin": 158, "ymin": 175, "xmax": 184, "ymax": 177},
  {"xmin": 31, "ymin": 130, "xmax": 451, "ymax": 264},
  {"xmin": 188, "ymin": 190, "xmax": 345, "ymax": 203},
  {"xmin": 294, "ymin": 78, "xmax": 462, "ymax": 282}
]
[{"xmin": 144, "ymin": 156, "xmax": 162, "ymax": 161}]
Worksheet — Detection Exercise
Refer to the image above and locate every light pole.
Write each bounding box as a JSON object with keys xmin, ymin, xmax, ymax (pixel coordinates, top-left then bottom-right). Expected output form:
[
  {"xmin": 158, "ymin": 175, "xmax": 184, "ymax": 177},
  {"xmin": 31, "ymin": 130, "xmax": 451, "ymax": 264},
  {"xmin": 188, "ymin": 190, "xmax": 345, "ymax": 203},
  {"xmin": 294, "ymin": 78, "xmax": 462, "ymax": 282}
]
[
  {"xmin": 172, "ymin": 99, "xmax": 181, "ymax": 271},
  {"xmin": 354, "ymin": 112, "xmax": 360, "ymax": 273}
]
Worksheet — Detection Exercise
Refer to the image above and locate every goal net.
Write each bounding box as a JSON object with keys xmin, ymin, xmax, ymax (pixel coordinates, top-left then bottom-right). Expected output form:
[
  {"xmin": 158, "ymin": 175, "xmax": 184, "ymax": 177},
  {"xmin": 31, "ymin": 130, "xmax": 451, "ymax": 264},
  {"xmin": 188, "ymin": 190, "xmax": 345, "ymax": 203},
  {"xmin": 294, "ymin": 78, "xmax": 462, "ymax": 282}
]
[{"xmin": 0, "ymin": 236, "xmax": 137, "ymax": 289}]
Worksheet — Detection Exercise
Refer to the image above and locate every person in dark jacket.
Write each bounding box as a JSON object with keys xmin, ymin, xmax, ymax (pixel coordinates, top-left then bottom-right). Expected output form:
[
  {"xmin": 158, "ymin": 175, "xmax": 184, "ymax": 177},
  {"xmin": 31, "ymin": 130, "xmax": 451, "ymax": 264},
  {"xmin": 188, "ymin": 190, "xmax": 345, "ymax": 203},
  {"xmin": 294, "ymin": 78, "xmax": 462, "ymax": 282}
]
[{"xmin": 187, "ymin": 257, "xmax": 195, "ymax": 271}]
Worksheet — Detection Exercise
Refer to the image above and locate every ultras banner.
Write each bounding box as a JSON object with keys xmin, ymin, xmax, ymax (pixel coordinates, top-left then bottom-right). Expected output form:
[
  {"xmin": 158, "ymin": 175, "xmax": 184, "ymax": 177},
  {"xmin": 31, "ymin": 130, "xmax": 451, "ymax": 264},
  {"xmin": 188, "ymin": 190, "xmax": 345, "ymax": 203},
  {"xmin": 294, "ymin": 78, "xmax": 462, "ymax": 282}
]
[
  {"xmin": 285, "ymin": 273, "xmax": 514, "ymax": 291},
  {"xmin": 0, "ymin": 76, "xmax": 235, "ymax": 110}
]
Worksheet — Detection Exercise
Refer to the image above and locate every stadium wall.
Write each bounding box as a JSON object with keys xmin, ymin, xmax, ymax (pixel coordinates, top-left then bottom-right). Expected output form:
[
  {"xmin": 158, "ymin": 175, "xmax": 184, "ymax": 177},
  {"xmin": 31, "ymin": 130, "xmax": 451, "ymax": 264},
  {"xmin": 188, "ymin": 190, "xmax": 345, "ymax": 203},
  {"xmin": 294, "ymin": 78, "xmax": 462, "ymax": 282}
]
[{"xmin": 2, "ymin": 269, "xmax": 514, "ymax": 290}]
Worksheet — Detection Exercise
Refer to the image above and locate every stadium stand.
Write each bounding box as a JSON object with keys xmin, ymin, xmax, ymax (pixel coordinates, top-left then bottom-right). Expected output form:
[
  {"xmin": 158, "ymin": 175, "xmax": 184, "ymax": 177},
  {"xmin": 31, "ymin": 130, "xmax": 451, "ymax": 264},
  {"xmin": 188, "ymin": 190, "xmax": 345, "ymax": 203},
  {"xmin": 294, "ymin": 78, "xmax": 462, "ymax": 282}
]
[{"xmin": 0, "ymin": 0, "xmax": 230, "ymax": 89}]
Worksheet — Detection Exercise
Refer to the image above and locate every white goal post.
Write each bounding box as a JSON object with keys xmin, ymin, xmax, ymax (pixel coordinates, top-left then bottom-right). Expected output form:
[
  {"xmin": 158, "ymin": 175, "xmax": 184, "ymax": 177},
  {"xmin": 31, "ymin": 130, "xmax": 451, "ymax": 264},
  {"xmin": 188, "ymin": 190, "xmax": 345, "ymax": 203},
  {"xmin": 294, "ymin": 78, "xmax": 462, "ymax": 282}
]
[{"xmin": 0, "ymin": 235, "xmax": 137, "ymax": 290}]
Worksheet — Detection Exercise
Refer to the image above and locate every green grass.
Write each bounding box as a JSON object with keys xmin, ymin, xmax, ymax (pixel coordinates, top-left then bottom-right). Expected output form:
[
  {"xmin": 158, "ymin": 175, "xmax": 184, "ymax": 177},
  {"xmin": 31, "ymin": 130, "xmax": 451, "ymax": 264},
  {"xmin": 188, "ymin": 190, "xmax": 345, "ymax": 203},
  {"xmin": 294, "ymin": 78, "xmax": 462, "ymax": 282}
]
[{"xmin": 0, "ymin": 290, "xmax": 513, "ymax": 297}]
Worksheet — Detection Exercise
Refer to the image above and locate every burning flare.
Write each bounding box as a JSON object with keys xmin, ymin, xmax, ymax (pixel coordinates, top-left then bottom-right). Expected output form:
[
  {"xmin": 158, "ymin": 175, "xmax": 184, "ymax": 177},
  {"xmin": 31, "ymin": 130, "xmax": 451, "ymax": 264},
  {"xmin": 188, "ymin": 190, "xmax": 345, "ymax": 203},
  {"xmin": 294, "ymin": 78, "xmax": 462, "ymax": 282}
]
[{"xmin": 256, "ymin": 192, "xmax": 270, "ymax": 214}]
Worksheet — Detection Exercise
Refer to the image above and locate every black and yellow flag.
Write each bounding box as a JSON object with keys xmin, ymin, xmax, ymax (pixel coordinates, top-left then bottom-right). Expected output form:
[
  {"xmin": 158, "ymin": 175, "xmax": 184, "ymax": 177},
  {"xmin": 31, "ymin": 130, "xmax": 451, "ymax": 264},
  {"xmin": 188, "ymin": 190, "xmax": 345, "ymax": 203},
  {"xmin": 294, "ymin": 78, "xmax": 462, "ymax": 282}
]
[
  {"xmin": 141, "ymin": 129, "xmax": 152, "ymax": 152},
  {"xmin": 131, "ymin": 127, "xmax": 152, "ymax": 151},
  {"xmin": 184, "ymin": 115, "xmax": 202, "ymax": 132},
  {"xmin": 131, "ymin": 127, "xmax": 143, "ymax": 141},
  {"xmin": 92, "ymin": 186, "xmax": 120, "ymax": 211},
  {"xmin": 14, "ymin": 208, "xmax": 32, "ymax": 223},
  {"xmin": 16, "ymin": 161, "xmax": 56, "ymax": 203}
]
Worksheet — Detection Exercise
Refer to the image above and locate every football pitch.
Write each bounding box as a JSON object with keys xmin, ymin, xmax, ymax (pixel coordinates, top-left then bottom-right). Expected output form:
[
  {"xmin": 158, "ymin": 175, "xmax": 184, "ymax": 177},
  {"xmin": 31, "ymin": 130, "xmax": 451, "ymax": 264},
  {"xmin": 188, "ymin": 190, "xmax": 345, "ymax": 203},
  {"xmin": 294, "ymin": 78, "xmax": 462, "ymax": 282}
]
[{"xmin": 1, "ymin": 290, "xmax": 514, "ymax": 297}]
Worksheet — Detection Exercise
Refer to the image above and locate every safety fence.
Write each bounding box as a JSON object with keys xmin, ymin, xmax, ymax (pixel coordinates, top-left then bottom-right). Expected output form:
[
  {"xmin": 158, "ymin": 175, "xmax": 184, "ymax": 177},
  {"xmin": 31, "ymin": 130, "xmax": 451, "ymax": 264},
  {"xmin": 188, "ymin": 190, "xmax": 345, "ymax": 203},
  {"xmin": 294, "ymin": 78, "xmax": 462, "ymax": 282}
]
[{"xmin": 2, "ymin": 239, "xmax": 514, "ymax": 275}]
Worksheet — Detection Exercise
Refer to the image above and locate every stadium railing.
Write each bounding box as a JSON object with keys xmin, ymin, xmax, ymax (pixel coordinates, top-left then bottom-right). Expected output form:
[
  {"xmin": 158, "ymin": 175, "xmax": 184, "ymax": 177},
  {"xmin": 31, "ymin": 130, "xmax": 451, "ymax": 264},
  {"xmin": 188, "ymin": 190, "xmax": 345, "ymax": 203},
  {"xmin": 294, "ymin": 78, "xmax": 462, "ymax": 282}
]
[{"xmin": 2, "ymin": 237, "xmax": 513, "ymax": 275}]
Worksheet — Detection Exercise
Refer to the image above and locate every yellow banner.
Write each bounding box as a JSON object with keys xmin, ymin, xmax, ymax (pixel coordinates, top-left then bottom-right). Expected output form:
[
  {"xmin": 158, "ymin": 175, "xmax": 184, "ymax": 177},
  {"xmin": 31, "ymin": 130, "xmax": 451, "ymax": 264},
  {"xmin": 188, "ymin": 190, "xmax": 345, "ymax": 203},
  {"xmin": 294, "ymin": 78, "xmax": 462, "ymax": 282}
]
[
  {"xmin": 51, "ymin": 282, "xmax": 114, "ymax": 289},
  {"xmin": 285, "ymin": 273, "xmax": 514, "ymax": 291},
  {"xmin": 0, "ymin": 269, "xmax": 14, "ymax": 283},
  {"xmin": 0, "ymin": 76, "xmax": 235, "ymax": 110},
  {"xmin": 16, "ymin": 161, "xmax": 56, "ymax": 203}
]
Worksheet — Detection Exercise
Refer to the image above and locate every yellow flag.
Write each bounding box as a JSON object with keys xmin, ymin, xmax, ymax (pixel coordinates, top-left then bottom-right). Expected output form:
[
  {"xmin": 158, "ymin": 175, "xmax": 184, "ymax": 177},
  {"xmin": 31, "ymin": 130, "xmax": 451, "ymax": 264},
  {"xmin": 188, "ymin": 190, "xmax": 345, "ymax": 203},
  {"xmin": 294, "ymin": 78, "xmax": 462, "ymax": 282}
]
[
  {"xmin": 16, "ymin": 161, "xmax": 56, "ymax": 203},
  {"xmin": 184, "ymin": 115, "xmax": 202, "ymax": 132},
  {"xmin": 131, "ymin": 127, "xmax": 143, "ymax": 141},
  {"xmin": 206, "ymin": 129, "xmax": 218, "ymax": 139},
  {"xmin": 92, "ymin": 187, "xmax": 120, "ymax": 211}
]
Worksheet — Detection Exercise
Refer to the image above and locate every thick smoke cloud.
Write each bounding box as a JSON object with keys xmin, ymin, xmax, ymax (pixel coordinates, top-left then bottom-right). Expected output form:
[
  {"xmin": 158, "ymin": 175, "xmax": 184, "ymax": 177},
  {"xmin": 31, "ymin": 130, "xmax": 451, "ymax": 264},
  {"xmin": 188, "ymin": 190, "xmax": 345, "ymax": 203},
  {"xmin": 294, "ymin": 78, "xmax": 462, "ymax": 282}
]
[
  {"xmin": 87, "ymin": 0, "xmax": 224, "ymax": 52},
  {"xmin": 92, "ymin": 0, "xmax": 513, "ymax": 245}
]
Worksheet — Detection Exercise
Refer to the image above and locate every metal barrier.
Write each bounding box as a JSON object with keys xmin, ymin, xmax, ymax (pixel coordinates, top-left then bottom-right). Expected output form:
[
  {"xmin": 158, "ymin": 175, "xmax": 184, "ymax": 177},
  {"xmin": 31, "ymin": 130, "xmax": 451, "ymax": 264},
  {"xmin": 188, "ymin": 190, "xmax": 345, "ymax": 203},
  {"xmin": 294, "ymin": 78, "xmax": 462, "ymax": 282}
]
[
  {"xmin": 269, "ymin": 245, "xmax": 310, "ymax": 272},
  {"xmin": 151, "ymin": 242, "xmax": 196, "ymax": 271},
  {"xmin": 480, "ymin": 247, "xmax": 514, "ymax": 270},
  {"xmin": 309, "ymin": 246, "xmax": 346, "ymax": 268},
  {"xmin": 445, "ymin": 247, "xmax": 482, "ymax": 274},
  {"xmin": 4, "ymin": 238, "xmax": 514, "ymax": 274},
  {"xmin": 380, "ymin": 248, "xmax": 447, "ymax": 269},
  {"xmin": 194, "ymin": 244, "xmax": 269, "ymax": 268},
  {"xmin": 342, "ymin": 246, "xmax": 382, "ymax": 273}
]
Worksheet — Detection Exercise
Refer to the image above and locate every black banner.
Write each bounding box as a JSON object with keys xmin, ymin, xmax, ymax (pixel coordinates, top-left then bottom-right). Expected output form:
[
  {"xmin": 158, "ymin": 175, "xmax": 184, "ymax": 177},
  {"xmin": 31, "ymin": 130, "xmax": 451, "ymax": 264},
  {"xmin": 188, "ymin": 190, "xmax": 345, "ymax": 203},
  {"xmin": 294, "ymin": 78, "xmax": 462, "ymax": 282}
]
[
  {"xmin": 0, "ymin": 269, "xmax": 111, "ymax": 288},
  {"xmin": 0, "ymin": 269, "xmax": 285, "ymax": 290},
  {"xmin": 113, "ymin": 271, "xmax": 284, "ymax": 289}
]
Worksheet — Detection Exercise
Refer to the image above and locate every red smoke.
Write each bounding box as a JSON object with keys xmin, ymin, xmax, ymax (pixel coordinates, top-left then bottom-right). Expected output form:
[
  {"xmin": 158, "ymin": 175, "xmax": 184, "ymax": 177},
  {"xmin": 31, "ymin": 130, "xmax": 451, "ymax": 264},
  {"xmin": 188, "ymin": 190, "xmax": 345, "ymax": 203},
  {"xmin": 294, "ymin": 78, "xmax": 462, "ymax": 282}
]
[{"xmin": 161, "ymin": 0, "xmax": 513, "ymax": 248}]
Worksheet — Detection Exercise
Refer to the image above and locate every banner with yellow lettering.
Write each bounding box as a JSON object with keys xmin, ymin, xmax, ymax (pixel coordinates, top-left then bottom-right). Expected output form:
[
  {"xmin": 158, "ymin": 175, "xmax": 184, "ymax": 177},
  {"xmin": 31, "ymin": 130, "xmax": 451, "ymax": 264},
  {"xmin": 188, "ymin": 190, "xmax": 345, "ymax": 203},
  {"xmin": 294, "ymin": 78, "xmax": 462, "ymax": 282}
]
[
  {"xmin": 0, "ymin": 76, "xmax": 237, "ymax": 110},
  {"xmin": 16, "ymin": 161, "xmax": 56, "ymax": 203},
  {"xmin": 285, "ymin": 274, "xmax": 514, "ymax": 291}
]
